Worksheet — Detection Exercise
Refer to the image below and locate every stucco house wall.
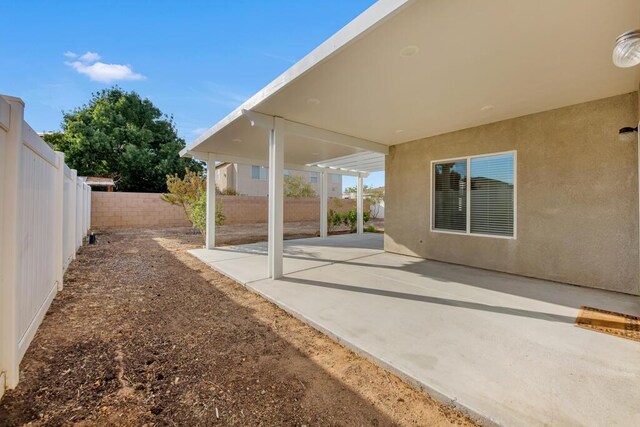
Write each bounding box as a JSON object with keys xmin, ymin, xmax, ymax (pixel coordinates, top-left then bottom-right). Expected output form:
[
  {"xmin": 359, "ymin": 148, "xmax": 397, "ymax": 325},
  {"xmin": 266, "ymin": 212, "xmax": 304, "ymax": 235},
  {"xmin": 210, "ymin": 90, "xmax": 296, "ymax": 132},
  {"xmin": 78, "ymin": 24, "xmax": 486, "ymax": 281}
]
[
  {"xmin": 216, "ymin": 163, "xmax": 342, "ymax": 197},
  {"xmin": 385, "ymin": 92, "xmax": 640, "ymax": 295}
]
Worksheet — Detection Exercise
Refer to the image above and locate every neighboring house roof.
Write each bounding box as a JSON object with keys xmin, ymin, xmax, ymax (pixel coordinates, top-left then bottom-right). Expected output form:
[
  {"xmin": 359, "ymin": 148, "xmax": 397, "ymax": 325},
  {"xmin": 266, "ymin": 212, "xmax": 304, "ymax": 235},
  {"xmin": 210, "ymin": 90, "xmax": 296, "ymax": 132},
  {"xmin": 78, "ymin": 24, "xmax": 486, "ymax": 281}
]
[
  {"xmin": 84, "ymin": 177, "xmax": 115, "ymax": 187},
  {"xmin": 181, "ymin": 0, "xmax": 639, "ymax": 174}
]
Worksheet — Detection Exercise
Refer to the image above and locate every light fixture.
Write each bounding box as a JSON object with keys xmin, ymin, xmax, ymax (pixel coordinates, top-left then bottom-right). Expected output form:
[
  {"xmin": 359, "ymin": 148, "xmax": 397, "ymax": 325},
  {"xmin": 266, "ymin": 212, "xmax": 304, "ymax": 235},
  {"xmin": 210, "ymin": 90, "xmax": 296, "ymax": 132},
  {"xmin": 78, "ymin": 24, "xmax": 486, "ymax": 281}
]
[
  {"xmin": 306, "ymin": 98, "xmax": 321, "ymax": 105},
  {"xmin": 232, "ymin": 138, "xmax": 242, "ymax": 143},
  {"xmin": 613, "ymin": 30, "xmax": 640, "ymax": 68},
  {"xmin": 395, "ymin": 129, "xmax": 405, "ymax": 134},
  {"xmin": 480, "ymin": 105, "xmax": 495, "ymax": 112},
  {"xmin": 400, "ymin": 45, "xmax": 419, "ymax": 57},
  {"xmin": 619, "ymin": 126, "xmax": 638, "ymax": 142}
]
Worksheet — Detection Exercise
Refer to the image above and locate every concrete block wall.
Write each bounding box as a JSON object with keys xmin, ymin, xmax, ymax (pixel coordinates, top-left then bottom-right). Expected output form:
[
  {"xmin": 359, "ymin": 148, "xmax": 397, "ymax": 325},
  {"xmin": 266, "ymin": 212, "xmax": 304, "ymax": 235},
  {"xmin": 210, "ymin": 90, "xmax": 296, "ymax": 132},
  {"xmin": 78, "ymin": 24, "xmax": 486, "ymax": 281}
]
[
  {"xmin": 219, "ymin": 196, "xmax": 362, "ymax": 225},
  {"xmin": 91, "ymin": 193, "xmax": 366, "ymax": 229},
  {"xmin": 91, "ymin": 192, "xmax": 191, "ymax": 229}
]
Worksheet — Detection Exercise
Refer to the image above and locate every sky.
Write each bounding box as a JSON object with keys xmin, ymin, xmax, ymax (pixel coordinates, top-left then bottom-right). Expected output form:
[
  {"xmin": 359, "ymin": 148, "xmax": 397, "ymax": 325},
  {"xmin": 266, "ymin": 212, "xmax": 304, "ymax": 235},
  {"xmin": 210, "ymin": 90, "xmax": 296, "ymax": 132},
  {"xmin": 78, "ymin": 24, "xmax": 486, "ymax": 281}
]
[{"xmin": 2, "ymin": 0, "xmax": 384, "ymax": 190}]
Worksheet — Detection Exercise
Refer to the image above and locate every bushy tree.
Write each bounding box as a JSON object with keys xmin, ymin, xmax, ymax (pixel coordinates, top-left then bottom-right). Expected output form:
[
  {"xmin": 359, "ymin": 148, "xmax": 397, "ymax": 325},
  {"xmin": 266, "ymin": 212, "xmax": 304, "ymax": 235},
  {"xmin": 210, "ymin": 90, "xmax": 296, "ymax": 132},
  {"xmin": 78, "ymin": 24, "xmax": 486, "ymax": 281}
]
[
  {"xmin": 284, "ymin": 174, "xmax": 316, "ymax": 198},
  {"xmin": 161, "ymin": 170, "xmax": 224, "ymax": 237},
  {"xmin": 44, "ymin": 87, "xmax": 200, "ymax": 192}
]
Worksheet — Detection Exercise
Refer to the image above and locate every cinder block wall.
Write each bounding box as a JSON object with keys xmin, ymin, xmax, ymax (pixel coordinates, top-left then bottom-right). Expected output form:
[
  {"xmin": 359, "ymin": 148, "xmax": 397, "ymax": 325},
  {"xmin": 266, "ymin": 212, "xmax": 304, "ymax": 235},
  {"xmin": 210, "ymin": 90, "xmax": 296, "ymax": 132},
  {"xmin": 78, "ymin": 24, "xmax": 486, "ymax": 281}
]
[
  {"xmin": 91, "ymin": 192, "xmax": 190, "ymax": 229},
  {"xmin": 220, "ymin": 196, "xmax": 361, "ymax": 224},
  {"xmin": 92, "ymin": 193, "xmax": 364, "ymax": 229}
]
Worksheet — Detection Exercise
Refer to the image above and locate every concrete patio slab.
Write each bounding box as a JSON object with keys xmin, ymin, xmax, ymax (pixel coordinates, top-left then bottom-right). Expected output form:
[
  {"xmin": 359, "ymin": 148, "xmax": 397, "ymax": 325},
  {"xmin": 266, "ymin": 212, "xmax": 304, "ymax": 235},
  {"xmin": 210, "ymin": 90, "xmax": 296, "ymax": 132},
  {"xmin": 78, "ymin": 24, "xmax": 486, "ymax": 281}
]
[
  {"xmin": 190, "ymin": 233, "xmax": 382, "ymax": 284},
  {"xmin": 190, "ymin": 234, "xmax": 640, "ymax": 427}
]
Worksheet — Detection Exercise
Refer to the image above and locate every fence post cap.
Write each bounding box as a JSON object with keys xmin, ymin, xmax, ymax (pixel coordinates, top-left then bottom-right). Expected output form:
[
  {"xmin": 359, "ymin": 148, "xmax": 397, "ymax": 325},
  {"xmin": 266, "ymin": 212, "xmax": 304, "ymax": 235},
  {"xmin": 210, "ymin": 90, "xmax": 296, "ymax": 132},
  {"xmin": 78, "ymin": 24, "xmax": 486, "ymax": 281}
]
[{"xmin": 0, "ymin": 95, "xmax": 25, "ymax": 106}]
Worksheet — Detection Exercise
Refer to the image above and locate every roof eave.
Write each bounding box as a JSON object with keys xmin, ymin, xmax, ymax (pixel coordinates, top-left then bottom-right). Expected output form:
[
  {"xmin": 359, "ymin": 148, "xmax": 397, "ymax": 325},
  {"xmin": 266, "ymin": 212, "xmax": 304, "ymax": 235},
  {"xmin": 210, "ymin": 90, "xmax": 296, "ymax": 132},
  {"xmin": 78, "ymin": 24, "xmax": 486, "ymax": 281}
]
[{"xmin": 181, "ymin": 0, "xmax": 414, "ymax": 156}]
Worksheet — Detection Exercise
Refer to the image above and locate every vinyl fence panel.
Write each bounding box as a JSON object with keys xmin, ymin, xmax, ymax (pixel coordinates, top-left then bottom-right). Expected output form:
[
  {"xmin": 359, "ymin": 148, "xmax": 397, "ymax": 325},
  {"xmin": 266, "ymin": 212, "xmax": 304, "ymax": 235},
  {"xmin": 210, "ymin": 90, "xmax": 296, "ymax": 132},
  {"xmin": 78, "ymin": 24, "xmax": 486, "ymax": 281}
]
[{"xmin": 0, "ymin": 95, "xmax": 91, "ymax": 396}]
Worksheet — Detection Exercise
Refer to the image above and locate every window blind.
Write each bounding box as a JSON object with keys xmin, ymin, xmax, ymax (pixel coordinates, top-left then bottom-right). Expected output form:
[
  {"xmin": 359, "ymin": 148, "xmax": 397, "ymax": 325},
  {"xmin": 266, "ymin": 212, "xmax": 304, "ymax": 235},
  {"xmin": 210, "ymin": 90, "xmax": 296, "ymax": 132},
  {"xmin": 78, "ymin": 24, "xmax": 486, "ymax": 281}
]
[
  {"xmin": 470, "ymin": 154, "xmax": 514, "ymax": 236},
  {"xmin": 433, "ymin": 160, "xmax": 467, "ymax": 232}
]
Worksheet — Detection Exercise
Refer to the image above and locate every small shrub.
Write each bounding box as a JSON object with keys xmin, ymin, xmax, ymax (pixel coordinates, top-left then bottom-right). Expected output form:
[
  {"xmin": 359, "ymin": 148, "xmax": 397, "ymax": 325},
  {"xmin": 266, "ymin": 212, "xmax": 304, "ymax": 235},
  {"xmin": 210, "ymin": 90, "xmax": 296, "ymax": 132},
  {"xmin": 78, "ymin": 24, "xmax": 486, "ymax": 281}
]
[
  {"xmin": 188, "ymin": 192, "xmax": 225, "ymax": 234},
  {"xmin": 220, "ymin": 188, "xmax": 239, "ymax": 196},
  {"xmin": 327, "ymin": 209, "xmax": 343, "ymax": 233},
  {"xmin": 342, "ymin": 209, "xmax": 370, "ymax": 233},
  {"xmin": 364, "ymin": 224, "xmax": 377, "ymax": 233},
  {"xmin": 161, "ymin": 169, "xmax": 225, "ymax": 239}
]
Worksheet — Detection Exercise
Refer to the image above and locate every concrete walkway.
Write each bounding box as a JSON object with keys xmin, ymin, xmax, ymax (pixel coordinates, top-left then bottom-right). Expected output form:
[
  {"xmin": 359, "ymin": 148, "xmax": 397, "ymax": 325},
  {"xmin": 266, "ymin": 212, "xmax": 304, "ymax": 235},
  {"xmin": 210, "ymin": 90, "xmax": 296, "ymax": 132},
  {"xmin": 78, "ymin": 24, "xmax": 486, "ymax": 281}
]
[{"xmin": 190, "ymin": 234, "xmax": 640, "ymax": 427}]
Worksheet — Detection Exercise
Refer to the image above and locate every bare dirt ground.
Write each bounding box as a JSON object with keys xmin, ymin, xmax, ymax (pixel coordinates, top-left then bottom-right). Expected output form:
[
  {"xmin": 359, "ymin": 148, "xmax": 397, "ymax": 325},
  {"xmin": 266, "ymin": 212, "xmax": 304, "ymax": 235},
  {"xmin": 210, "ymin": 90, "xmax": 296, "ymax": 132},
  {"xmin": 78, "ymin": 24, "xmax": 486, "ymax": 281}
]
[{"xmin": 0, "ymin": 227, "xmax": 475, "ymax": 426}]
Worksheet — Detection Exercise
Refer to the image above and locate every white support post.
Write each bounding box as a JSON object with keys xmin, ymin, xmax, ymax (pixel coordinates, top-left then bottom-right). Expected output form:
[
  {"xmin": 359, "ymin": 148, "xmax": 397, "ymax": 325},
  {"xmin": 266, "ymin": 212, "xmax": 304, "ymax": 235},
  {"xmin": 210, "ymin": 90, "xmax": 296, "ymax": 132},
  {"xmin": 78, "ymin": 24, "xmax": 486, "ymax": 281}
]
[
  {"xmin": 205, "ymin": 153, "xmax": 216, "ymax": 249},
  {"xmin": 0, "ymin": 96, "xmax": 24, "ymax": 389},
  {"xmin": 54, "ymin": 152, "xmax": 65, "ymax": 291},
  {"xmin": 268, "ymin": 117, "xmax": 285, "ymax": 279},
  {"xmin": 69, "ymin": 170, "xmax": 77, "ymax": 259},
  {"xmin": 357, "ymin": 174, "xmax": 364, "ymax": 235},
  {"xmin": 320, "ymin": 172, "xmax": 328, "ymax": 238}
]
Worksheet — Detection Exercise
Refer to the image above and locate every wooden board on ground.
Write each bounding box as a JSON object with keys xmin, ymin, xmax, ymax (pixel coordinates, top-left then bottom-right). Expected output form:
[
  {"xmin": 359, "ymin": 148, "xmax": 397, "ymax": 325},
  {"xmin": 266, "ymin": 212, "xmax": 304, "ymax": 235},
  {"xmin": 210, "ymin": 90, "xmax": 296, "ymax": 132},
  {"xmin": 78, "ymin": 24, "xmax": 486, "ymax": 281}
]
[{"xmin": 575, "ymin": 306, "xmax": 640, "ymax": 342}]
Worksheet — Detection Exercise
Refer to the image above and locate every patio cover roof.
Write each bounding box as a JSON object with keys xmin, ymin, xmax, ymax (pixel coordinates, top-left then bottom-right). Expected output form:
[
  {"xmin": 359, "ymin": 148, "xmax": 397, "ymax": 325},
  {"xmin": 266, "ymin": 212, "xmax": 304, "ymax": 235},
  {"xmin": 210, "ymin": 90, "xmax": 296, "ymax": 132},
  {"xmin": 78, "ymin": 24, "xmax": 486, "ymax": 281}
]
[{"xmin": 181, "ymin": 0, "xmax": 640, "ymax": 173}]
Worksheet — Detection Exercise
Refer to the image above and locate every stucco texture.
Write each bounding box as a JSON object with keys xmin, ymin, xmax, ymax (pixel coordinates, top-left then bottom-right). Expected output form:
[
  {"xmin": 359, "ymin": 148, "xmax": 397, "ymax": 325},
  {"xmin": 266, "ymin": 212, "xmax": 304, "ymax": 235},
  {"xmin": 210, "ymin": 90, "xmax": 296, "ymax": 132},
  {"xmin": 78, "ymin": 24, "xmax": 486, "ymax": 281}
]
[{"xmin": 385, "ymin": 93, "xmax": 640, "ymax": 295}]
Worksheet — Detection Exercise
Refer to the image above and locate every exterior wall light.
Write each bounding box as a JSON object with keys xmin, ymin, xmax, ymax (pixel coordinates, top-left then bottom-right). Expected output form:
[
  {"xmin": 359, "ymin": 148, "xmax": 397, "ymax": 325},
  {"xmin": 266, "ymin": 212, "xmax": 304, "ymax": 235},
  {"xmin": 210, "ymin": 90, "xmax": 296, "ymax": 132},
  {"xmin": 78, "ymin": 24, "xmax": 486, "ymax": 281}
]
[
  {"xmin": 613, "ymin": 30, "xmax": 640, "ymax": 68},
  {"xmin": 619, "ymin": 126, "xmax": 638, "ymax": 142}
]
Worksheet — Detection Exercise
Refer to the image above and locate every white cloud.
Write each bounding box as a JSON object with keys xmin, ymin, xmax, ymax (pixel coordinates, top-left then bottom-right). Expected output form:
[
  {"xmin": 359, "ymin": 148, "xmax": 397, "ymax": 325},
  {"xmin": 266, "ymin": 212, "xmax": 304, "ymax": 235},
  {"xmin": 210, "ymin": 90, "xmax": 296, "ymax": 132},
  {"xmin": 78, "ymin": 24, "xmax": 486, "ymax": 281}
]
[
  {"xmin": 66, "ymin": 61, "xmax": 146, "ymax": 83},
  {"xmin": 64, "ymin": 51, "xmax": 145, "ymax": 83},
  {"xmin": 78, "ymin": 51, "xmax": 101, "ymax": 63}
]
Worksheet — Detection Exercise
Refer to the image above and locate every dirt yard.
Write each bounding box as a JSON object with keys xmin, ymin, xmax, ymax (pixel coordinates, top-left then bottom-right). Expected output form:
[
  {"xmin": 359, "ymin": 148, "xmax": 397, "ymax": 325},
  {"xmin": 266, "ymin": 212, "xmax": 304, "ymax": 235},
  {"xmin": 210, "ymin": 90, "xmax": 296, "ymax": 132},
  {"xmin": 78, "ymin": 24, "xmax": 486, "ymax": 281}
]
[{"xmin": 0, "ymin": 228, "xmax": 475, "ymax": 426}]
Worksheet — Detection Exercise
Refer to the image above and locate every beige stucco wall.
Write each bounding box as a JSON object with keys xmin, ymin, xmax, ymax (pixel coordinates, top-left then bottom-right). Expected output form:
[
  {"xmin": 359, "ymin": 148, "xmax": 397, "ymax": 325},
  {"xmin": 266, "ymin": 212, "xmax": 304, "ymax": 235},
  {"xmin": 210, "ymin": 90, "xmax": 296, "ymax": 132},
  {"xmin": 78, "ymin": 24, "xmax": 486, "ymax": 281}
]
[
  {"xmin": 385, "ymin": 93, "xmax": 640, "ymax": 295},
  {"xmin": 216, "ymin": 163, "xmax": 342, "ymax": 197}
]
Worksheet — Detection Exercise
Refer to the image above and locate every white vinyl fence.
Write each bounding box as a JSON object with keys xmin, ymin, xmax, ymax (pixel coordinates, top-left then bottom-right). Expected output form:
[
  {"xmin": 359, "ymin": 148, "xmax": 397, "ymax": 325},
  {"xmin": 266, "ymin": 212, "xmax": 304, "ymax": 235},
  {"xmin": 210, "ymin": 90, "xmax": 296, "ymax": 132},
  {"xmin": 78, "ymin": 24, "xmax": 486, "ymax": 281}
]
[{"xmin": 0, "ymin": 95, "xmax": 91, "ymax": 396}]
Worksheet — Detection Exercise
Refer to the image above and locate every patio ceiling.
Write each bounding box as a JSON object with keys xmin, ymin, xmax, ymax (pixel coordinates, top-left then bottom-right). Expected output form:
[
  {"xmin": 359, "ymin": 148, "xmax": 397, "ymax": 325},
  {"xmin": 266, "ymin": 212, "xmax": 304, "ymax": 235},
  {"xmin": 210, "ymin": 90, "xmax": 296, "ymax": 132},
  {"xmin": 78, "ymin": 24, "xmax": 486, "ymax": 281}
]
[
  {"xmin": 183, "ymin": 0, "xmax": 640, "ymax": 170},
  {"xmin": 311, "ymin": 152, "xmax": 386, "ymax": 174}
]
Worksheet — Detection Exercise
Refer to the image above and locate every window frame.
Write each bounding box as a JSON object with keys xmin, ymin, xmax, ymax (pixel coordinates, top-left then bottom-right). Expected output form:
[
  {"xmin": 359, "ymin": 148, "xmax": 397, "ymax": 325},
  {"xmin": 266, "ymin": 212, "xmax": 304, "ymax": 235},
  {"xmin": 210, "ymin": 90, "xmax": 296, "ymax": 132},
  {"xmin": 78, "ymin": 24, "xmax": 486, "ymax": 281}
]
[
  {"xmin": 430, "ymin": 150, "xmax": 517, "ymax": 240},
  {"xmin": 251, "ymin": 165, "xmax": 268, "ymax": 180}
]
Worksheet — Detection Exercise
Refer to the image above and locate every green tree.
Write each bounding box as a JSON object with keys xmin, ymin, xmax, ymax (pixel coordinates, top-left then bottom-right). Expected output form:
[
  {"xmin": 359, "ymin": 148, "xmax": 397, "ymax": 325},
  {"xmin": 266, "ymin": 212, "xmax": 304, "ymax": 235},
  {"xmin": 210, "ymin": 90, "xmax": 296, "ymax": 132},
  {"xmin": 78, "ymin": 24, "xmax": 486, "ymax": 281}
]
[
  {"xmin": 44, "ymin": 87, "xmax": 200, "ymax": 192},
  {"xmin": 161, "ymin": 170, "xmax": 224, "ymax": 238},
  {"xmin": 284, "ymin": 174, "xmax": 316, "ymax": 198}
]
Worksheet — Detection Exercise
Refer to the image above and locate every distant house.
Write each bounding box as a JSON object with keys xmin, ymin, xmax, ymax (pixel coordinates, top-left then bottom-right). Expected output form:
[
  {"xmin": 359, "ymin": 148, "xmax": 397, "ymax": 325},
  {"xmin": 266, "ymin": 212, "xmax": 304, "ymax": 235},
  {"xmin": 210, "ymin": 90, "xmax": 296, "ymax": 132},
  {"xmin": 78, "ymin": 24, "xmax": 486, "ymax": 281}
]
[
  {"xmin": 215, "ymin": 163, "xmax": 342, "ymax": 197},
  {"xmin": 84, "ymin": 176, "xmax": 115, "ymax": 192}
]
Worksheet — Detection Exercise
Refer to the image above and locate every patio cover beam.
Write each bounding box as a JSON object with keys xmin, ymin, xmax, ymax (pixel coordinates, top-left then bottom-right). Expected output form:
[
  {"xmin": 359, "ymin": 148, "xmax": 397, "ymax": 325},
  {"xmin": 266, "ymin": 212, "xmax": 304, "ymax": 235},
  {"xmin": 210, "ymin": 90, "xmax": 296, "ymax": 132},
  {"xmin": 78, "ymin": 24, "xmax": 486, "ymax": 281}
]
[
  {"xmin": 242, "ymin": 110, "xmax": 389, "ymax": 155},
  {"xmin": 185, "ymin": 151, "xmax": 367, "ymax": 177}
]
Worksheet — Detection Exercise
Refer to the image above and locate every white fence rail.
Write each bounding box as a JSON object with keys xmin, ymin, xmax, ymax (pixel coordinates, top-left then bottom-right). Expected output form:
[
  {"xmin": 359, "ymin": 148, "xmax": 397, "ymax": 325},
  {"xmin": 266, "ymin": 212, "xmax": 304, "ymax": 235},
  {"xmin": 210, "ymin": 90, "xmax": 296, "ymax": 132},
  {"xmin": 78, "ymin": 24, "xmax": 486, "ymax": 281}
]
[{"xmin": 0, "ymin": 95, "xmax": 91, "ymax": 395}]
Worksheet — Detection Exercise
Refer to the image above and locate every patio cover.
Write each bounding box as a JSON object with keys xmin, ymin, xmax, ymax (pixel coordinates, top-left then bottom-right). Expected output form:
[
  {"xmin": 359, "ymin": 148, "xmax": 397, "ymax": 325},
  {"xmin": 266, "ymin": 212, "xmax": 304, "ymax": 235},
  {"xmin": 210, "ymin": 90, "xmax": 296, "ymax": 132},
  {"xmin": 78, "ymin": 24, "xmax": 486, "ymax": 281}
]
[{"xmin": 181, "ymin": 0, "xmax": 640, "ymax": 278}]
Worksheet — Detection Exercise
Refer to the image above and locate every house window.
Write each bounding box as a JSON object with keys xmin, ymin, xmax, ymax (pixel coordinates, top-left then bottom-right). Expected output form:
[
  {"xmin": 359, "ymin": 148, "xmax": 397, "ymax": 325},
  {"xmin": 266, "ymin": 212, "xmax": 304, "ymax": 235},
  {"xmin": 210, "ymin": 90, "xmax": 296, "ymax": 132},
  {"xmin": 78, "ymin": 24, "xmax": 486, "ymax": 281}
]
[
  {"xmin": 251, "ymin": 165, "xmax": 268, "ymax": 180},
  {"xmin": 432, "ymin": 152, "xmax": 515, "ymax": 238},
  {"xmin": 331, "ymin": 174, "xmax": 340, "ymax": 184},
  {"xmin": 284, "ymin": 169, "xmax": 290, "ymax": 176},
  {"xmin": 310, "ymin": 173, "xmax": 318, "ymax": 184}
]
